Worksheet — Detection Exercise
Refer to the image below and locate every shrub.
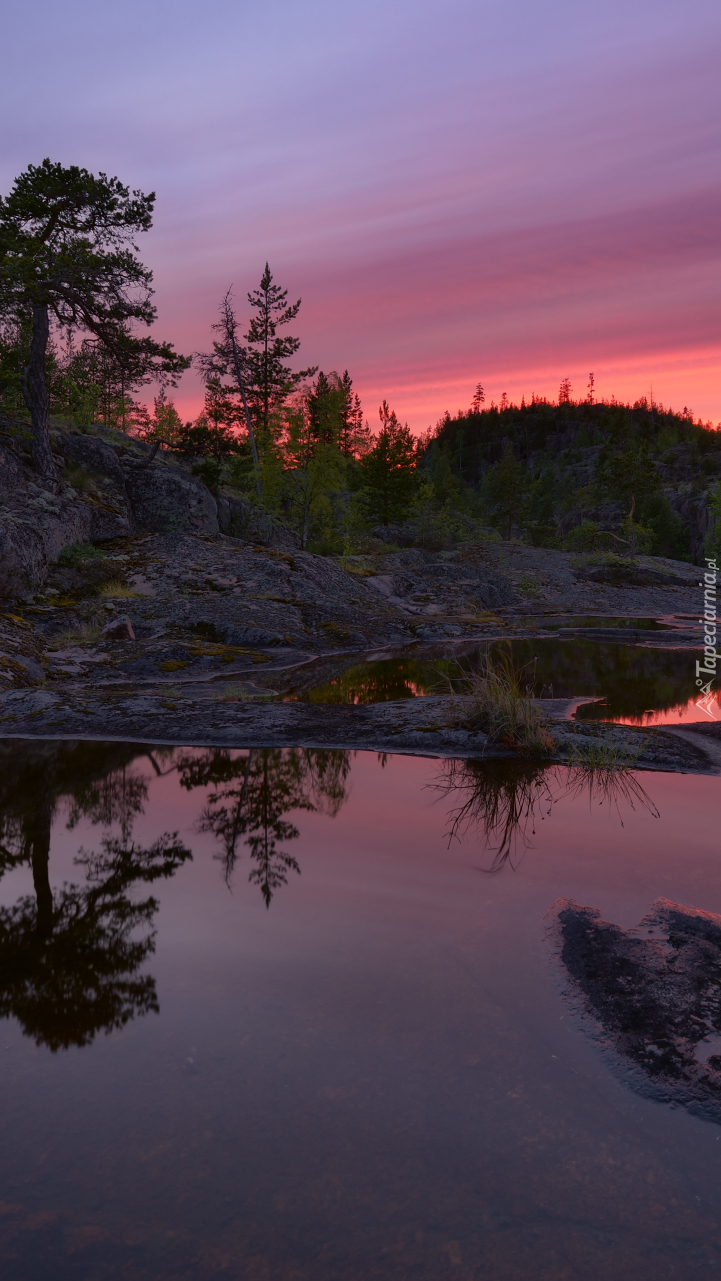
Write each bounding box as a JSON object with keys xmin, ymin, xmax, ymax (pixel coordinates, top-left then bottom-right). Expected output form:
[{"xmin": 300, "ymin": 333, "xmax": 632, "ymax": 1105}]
[{"xmin": 58, "ymin": 541, "xmax": 106, "ymax": 568}]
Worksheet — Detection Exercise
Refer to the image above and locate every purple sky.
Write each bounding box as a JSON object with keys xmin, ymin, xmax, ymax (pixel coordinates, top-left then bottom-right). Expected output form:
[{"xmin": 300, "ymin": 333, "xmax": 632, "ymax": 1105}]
[{"xmin": 3, "ymin": 0, "xmax": 720, "ymax": 429}]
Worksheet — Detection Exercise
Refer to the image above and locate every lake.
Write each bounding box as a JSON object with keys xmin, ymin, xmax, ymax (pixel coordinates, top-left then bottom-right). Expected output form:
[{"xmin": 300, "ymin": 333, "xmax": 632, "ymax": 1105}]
[{"xmin": 1, "ymin": 740, "xmax": 720, "ymax": 1279}]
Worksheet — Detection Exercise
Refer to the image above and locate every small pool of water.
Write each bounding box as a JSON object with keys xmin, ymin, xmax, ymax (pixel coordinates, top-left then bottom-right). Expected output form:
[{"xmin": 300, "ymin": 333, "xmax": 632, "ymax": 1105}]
[
  {"xmin": 1, "ymin": 739, "xmax": 721, "ymax": 1278},
  {"xmin": 291, "ymin": 637, "xmax": 711, "ymax": 724}
]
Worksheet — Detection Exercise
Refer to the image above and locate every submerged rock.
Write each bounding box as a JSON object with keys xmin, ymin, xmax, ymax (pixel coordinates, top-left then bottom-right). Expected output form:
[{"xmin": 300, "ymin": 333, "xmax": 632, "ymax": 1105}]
[{"xmin": 549, "ymin": 897, "xmax": 721, "ymax": 1124}]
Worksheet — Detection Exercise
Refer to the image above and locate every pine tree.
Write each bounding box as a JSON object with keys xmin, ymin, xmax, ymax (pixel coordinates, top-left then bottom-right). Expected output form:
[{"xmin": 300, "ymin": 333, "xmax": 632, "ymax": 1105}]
[
  {"xmin": 558, "ymin": 377, "xmax": 572, "ymax": 404},
  {"xmin": 244, "ymin": 263, "xmax": 316, "ymax": 447},
  {"xmin": 197, "ymin": 289, "xmax": 262, "ymax": 495},
  {"xmin": 307, "ymin": 370, "xmax": 340, "ymax": 445},
  {"xmin": 470, "ymin": 383, "xmax": 485, "ymax": 414},
  {"xmin": 358, "ymin": 401, "xmax": 419, "ymax": 525},
  {"xmin": 0, "ymin": 159, "xmax": 189, "ymax": 479},
  {"xmin": 339, "ymin": 370, "xmax": 370, "ymax": 456}
]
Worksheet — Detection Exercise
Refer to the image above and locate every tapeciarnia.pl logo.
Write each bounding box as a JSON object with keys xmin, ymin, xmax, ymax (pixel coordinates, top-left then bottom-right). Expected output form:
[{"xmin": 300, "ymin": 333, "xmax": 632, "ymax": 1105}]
[{"xmin": 696, "ymin": 557, "xmax": 719, "ymax": 718}]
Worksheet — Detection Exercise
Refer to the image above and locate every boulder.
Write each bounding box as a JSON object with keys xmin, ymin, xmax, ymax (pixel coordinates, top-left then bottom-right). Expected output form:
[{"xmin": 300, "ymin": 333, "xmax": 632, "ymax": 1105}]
[
  {"xmin": 60, "ymin": 433, "xmax": 127, "ymax": 489},
  {"xmin": 216, "ymin": 491, "xmax": 301, "ymax": 550},
  {"xmin": 101, "ymin": 615, "xmax": 136, "ymax": 641},
  {"xmin": 124, "ymin": 464, "xmax": 219, "ymax": 535}
]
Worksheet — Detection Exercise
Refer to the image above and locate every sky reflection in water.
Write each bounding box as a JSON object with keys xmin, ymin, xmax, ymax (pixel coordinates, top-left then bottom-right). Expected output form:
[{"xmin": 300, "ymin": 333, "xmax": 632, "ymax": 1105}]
[{"xmin": 0, "ymin": 741, "xmax": 720, "ymax": 1278}]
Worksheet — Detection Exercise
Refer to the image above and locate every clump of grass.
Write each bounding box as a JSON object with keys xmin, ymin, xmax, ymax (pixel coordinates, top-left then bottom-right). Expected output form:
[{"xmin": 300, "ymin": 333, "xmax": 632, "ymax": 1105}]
[
  {"xmin": 63, "ymin": 463, "xmax": 102, "ymax": 495},
  {"xmin": 211, "ymin": 684, "xmax": 273, "ymax": 703},
  {"xmin": 566, "ymin": 735, "xmax": 645, "ymax": 772},
  {"xmin": 160, "ymin": 660, "xmax": 187, "ymax": 672},
  {"xmin": 453, "ymin": 651, "xmax": 556, "ymax": 755},
  {"xmin": 53, "ymin": 622, "xmax": 103, "ymax": 647},
  {"xmin": 515, "ymin": 573, "xmax": 541, "ymax": 597},
  {"xmin": 98, "ymin": 580, "xmax": 138, "ymax": 599}
]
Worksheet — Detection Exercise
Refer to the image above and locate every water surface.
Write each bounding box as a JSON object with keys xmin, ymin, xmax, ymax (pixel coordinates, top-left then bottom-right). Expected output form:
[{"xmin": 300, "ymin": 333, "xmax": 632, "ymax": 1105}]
[
  {"xmin": 291, "ymin": 637, "xmax": 709, "ymax": 724},
  {"xmin": 1, "ymin": 741, "xmax": 721, "ymax": 1278}
]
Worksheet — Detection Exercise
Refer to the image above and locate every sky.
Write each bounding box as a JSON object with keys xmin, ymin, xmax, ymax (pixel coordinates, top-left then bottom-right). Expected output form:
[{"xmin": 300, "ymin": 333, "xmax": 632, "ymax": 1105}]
[{"xmin": 2, "ymin": 0, "xmax": 720, "ymax": 431}]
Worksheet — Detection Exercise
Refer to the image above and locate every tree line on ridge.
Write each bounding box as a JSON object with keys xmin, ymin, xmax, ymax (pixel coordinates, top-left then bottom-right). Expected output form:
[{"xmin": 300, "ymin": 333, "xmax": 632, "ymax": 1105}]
[{"xmin": 1, "ymin": 158, "xmax": 720, "ymax": 561}]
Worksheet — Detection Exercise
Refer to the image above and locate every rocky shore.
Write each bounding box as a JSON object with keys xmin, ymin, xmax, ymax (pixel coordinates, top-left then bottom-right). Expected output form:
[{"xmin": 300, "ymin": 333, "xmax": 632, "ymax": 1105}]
[{"xmin": 1, "ymin": 416, "xmax": 712, "ymax": 770}]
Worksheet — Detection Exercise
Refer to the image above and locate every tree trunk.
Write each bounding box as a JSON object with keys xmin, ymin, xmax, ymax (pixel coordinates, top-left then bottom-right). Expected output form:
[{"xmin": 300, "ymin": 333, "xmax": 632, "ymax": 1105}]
[
  {"xmin": 28, "ymin": 802, "xmax": 54, "ymax": 940},
  {"xmin": 20, "ymin": 302, "xmax": 57, "ymax": 481},
  {"xmin": 228, "ymin": 329, "xmax": 262, "ymax": 497}
]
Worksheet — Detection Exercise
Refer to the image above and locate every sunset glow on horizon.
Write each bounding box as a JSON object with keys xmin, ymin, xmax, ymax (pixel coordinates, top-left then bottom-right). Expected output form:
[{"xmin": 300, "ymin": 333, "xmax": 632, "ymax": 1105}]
[{"xmin": 3, "ymin": 0, "xmax": 720, "ymax": 432}]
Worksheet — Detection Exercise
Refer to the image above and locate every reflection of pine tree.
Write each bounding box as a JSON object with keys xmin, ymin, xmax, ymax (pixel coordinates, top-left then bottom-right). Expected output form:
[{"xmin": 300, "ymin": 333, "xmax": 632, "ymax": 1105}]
[
  {"xmin": 0, "ymin": 742, "xmax": 191, "ymax": 1050},
  {"xmin": 178, "ymin": 748, "xmax": 350, "ymax": 906},
  {"xmin": 65, "ymin": 766, "xmax": 150, "ymax": 844},
  {"xmin": 0, "ymin": 833, "xmax": 191, "ymax": 1051}
]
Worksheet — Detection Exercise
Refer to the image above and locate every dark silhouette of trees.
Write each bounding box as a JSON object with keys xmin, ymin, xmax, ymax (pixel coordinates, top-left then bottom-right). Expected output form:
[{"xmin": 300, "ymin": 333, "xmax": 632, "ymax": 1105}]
[
  {"xmin": 197, "ymin": 288, "xmax": 262, "ymax": 494},
  {"xmin": 484, "ymin": 439, "xmax": 529, "ymax": 539},
  {"xmin": 306, "ymin": 369, "xmax": 368, "ymax": 456},
  {"xmin": 0, "ymin": 159, "xmax": 190, "ymax": 480},
  {"xmin": 243, "ymin": 264, "xmax": 316, "ymax": 448}
]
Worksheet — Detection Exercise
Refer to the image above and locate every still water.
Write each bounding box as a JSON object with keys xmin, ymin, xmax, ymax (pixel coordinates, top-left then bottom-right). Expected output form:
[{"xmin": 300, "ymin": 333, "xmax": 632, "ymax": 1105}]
[
  {"xmin": 1, "ymin": 740, "xmax": 721, "ymax": 1279},
  {"xmin": 292, "ymin": 638, "xmax": 709, "ymax": 725}
]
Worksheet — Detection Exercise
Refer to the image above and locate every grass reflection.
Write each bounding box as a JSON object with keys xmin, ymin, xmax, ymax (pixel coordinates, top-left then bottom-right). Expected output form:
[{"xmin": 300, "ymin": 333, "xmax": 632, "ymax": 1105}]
[{"xmin": 432, "ymin": 754, "xmax": 659, "ymax": 872}]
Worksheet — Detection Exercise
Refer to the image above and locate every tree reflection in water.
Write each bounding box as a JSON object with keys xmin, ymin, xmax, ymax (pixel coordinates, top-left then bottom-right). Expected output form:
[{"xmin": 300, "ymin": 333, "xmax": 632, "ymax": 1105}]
[
  {"xmin": 177, "ymin": 748, "xmax": 350, "ymax": 905},
  {"xmin": 0, "ymin": 742, "xmax": 191, "ymax": 1050},
  {"xmin": 433, "ymin": 756, "xmax": 659, "ymax": 872}
]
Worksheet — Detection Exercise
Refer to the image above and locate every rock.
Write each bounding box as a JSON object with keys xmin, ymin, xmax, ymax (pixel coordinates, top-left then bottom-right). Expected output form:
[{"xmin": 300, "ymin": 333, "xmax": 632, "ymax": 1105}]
[
  {"xmin": 60, "ymin": 433, "xmax": 128, "ymax": 490},
  {"xmin": 577, "ymin": 564, "xmax": 694, "ymax": 587},
  {"xmin": 196, "ymin": 620, "xmax": 286, "ymax": 647},
  {"xmin": 101, "ymin": 615, "xmax": 136, "ymax": 641},
  {"xmin": 216, "ymin": 492, "xmax": 300, "ymax": 550},
  {"xmin": 549, "ymin": 897, "xmax": 721, "ymax": 1124},
  {"xmin": 10, "ymin": 654, "xmax": 45, "ymax": 683},
  {"xmin": 124, "ymin": 462, "xmax": 219, "ymax": 535},
  {"xmin": 0, "ymin": 423, "xmax": 133, "ymax": 598}
]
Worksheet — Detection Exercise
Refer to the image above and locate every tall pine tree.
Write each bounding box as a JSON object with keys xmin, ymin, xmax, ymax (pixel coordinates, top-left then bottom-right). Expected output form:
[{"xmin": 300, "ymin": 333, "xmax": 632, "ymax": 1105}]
[{"xmin": 244, "ymin": 263, "xmax": 316, "ymax": 447}]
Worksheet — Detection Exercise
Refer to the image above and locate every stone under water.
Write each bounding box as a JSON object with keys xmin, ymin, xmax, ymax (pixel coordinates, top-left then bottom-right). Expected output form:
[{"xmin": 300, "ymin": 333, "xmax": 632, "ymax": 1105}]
[{"xmin": 549, "ymin": 896, "xmax": 721, "ymax": 1123}]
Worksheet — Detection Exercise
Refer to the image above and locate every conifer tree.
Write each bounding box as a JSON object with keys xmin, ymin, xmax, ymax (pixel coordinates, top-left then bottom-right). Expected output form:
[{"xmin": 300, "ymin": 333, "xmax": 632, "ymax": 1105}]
[
  {"xmin": 0, "ymin": 159, "xmax": 189, "ymax": 479},
  {"xmin": 244, "ymin": 263, "xmax": 316, "ymax": 446},
  {"xmin": 358, "ymin": 401, "xmax": 419, "ymax": 525}
]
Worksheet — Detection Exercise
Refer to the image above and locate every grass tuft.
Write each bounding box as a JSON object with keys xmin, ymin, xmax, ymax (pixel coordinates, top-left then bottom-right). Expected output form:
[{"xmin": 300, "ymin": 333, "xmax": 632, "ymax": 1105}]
[
  {"xmin": 52, "ymin": 622, "xmax": 103, "ymax": 647},
  {"xmin": 98, "ymin": 580, "xmax": 138, "ymax": 599},
  {"xmin": 451, "ymin": 651, "xmax": 556, "ymax": 755}
]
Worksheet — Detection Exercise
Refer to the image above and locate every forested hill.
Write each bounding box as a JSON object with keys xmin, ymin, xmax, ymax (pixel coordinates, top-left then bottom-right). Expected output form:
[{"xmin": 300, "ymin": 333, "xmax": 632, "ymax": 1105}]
[{"xmin": 423, "ymin": 397, "xmax": 721, "ymax": 562}]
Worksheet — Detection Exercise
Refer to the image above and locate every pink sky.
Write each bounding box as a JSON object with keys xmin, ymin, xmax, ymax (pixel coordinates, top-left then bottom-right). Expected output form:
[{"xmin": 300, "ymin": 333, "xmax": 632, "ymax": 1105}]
[{"xmin": 3, "ymin": 0, "xmax": 720, "ymax": 432}]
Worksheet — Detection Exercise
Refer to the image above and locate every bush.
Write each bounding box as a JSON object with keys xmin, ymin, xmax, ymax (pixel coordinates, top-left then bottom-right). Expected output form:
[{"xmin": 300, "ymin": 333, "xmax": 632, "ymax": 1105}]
[{"xmin": 58, "ymin": 541, "xmax": 106, "ymax": 568}]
